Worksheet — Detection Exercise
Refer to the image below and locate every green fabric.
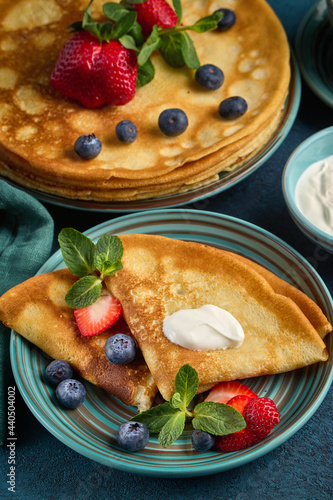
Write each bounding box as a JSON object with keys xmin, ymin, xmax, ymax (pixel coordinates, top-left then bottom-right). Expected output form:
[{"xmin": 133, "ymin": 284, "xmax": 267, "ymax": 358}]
[{"xmin": 0, "ymin": 180, "xmax": 54, "ymax": 445}]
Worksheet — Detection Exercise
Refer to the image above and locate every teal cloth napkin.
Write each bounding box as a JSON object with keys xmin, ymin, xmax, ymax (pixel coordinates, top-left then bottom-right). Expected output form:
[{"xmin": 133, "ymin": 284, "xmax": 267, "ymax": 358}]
[{"xmin": 0, "ymin": 180, "xmax": 54, "ymax": 445}]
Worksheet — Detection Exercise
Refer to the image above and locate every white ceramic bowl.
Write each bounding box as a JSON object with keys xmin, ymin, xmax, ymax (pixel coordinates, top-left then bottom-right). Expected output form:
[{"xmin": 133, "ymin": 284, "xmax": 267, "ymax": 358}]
[{"xmin": 282, "ymin": 126, "xmax": 333, "ymax": 252}]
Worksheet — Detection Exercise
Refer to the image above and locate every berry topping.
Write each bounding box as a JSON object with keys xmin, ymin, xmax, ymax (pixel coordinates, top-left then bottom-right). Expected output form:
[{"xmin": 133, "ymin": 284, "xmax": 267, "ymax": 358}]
[
  {"xmin": 195, "ymin": 64, "xmax": 224, "ymax": 90},
  {"xmin": 56, "ymin": 379, "xmax": 86, "ymax": 409},
  {"xmin": 116, "ymin": 120, "xmax": 138, "ymax": 143},
  {"xmin": 74, "ymin": 294, "xmax": 122, "ymax": 337},
  {"xmin": 117, "ymin": 421, "xmax": 150, "ymax": 452},
  {"xmin": 104, "ymin": 333, "xmax": 137, "ymax": 365},
  {"xmin": 45, "ymin": 360, "xmax": 73, "ymax": 385},
  {"xmin": 131, "ymin": 0, "xmax": 178, "ymax": 37},
  {"xmin": 51, "ymin": 32, "xmax": 138, "ymax": 108},
  {"xmin": 226, "ymin": 394, "xmax": 253, "ymax": 415},
  {"xmin": 214, "ymin": 8, "xmax": 237, "ymax": 32},
  {"xmin": 243, "ymin": 397, "xmax": 281, "ymax": 440},
  {"xmin": 192, "ymin": 430, "xmax": 216, "ymax": 451},
  {"xmin": 74, "ymin": 133, "xmax": 102, "ymax": 160},
  {"xmin": 158, "ymin": 108, "xmax": 188, "ymax": 136},
  {"xmin": 205, "ymin": 380, "xmax": 257, "ymax": 404},
  {"xmin": 214, "ymin": 396, "xmax": 280, "ymax": 452},
  {"xmin": 218, "ymin": 96, "xmax": 248, "ymax": 119}
]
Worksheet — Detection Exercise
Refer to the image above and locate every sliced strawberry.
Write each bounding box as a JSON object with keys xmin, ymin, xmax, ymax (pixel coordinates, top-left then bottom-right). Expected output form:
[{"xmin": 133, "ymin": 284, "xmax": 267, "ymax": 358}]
[
  {"xmin": 74, "ymin": 294, "xmax": 122, "ymax": 337},
  {"xmin": 205, "ymin": 381, "xmax": 257, "ymax": 404},
  {"xmin": 226, "ymin": 395, "xmax": 252, "ymax": 415}
]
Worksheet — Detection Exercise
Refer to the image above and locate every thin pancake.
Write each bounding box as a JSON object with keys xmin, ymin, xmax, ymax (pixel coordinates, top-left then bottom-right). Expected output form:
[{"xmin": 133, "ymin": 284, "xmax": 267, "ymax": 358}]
[
  {"xmin": 106, "ymin": 235, "xmax": 329, "ymax": 401},
  {"xmin": 0, "ymin": 0, "xmax": 290, "ymax": 200},
  {"xmin": 0, "ymin": 268, "xmax": 157, "ymax": 410}
]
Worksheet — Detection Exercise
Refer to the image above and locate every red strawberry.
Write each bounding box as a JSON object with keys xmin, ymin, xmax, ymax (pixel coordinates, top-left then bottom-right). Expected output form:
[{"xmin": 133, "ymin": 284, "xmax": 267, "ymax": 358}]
[
  {"xmin": 243, "ymin": 397, "xmax": 280, "ymax": 440},
  {"xmin": 226, "ymin": 395, "xmax": 252, "ymax": 415},
  {"xmin": 214, "ymin": 397, "xmax": 280, "ymax": 453},
  {"xmin": 132, "ymin": 0, "xmax": 178, "ymax": 36},
  {"xmin": 51, "ymin": 31, "xmax": 138, "ymax": 108},
  {"xmin": 74, "ymin": 294, "xmax": 122, "ymax": 337},
  {"xmin": 205, "ymin": 380, "xmax": 257, "ymax": 404}
]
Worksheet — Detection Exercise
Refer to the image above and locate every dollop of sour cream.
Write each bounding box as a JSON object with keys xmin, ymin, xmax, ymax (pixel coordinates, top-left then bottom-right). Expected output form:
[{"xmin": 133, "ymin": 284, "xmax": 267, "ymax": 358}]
[
  {"xmin": 295, "ymin": 155, "xmax": 333, "ymax": 236},
  {"xmin": 162, "ymin": 304, "xmax": 244, "ymax": 351}
]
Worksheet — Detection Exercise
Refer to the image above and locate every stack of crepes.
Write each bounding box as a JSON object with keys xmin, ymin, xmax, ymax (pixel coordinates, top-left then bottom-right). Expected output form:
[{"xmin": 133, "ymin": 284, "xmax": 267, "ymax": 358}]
[
  {"xmin": 0, "ymin": 235, "xmax": 330, "ymax": 410},
  {"xmin": 0, "ymin": 0, "xmax": 290, "ymax": 202}
]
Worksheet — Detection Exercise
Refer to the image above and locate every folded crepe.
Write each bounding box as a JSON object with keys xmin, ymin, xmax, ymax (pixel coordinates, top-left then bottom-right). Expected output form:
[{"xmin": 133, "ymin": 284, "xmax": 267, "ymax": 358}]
[
  {"xmin": 105, "ymin": 235, "xmax": 330, "ymax": 401},
  {"xmin": 0, "ymin": 268, "xmax": 157, "ymax": 411},
  {"xmin": 0, "ymin": 235, "xmax": 330, "ymax": 406}
]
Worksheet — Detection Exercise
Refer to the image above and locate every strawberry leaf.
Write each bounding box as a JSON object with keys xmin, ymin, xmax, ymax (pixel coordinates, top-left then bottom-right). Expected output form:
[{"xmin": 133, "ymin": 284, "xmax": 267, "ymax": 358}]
[
  {"xmin": 103, "ymin": 2, "xmax": 131, "ymax": 22},
  {"xmin": 119, "ymin": 34, "xmax": 139, "ymax": 51},
  {"xmin": 136, "ymin": 58, "xmax": 155, "ymax": 87},
  {"xmin": 65, "ymin": 275, "xmax": 102, "ymax": 308}
]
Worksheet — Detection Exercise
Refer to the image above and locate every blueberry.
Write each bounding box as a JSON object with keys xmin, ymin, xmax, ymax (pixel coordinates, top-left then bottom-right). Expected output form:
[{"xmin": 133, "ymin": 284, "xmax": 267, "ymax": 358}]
[
  {"xmin": 158, "ymin": 108, "xmax": 188, "ymax": 137},
  {"xmin": 192, "ymin": 430, "xmax": 216, "ymax": 451},
  {"xmin": 117, "ymin": 421, "xmax": 149, "ymax": 452},
  {"xmin": 45, "ymin": 359, "xmax": 73, "ymax": 385},
  {"xmin": 116, "ymin": 120, "xmax": 137, "ymax": 143},
  {"xmin": 214, "ymin": 8, "xmax": 237, "ymax": 32},
  {"xmin": 104, "ymin": 334, "xmax": 137, "ymax": 365},
  {"xmin": 55, "ymin": 379, "xmax": 86, "ymax": 409},
  {"xmin": 195, "ymin": 64, "xmax": 224, "ymax": 90},
  {"xmin": 74, "ymin": 133, "xmax": 102, "ymax": 160},
  {"xmin": 218, "ymin": 96, "xmax": 248, "ymax": 119}
]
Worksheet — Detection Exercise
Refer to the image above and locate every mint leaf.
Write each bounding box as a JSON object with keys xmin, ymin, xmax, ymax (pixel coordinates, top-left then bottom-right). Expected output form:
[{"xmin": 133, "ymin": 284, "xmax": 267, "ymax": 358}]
[
  {"xmin": 110, "ymin": 11, "xmax": 137, "ymax": 40},
  {"xmin": 103, "ymin": 2, "xmax": 131, "ymax": 22},
  {"xmin": 65, "ymin": 275, "xmax": 102, "ymax": 308},
  {"xmin": 180, "ymin": 32, "xmax": 200, "ymax": 69},
  {"xmin": 172, "ymin": 0, "xmax": 182, "ymax": 24},
  {"xmin": 192, "ymin": 402, "xmax": 246, "ymax": 436},
  {"xmin": 138, "ymin": 25, "xmax": 161, "ymax": 66},
  {"xmin": 119, "ymin": 34, "xmax": 138, "ymax": 51},
  {"xmin": 96, "ymin": 234, "xmax": 123, "ymax": 263},
  {"xmin": 58, "ymin": 228, "xmax": 96, "ymax": 277},
  {"xmin": 132, "ymin": 402, "xmax": 180, "ymax": 433},
  {"xmin": 136, "ymin": 58, "xmax": 155, "ymax": 87},
  {"xmin": 174, "ymin": 364, "xmax": 199, "ymax": 409},
  {"xmin": 159, "ymin": 32, "xmax": 185, "ymax": 67},
  {"xmin": 158, "ymin": 410, "xmax": 186, "ymax": 448},
  {"xmin": 95, "ymin": 254, "xmax": 123, "ymax": 276},
  {"xmin": 170, "ymin": 392, "xmax": 183, "ymax": 409},
  {"xmin": 189, "ymin": 12, "xmax": 224, "ymax": 33}
]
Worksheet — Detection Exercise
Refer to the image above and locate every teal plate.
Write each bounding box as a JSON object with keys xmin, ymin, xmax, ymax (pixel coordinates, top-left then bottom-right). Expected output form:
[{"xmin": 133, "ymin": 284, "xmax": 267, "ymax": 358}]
[
  {"xmin": 296, "ymin": 0, "xmax": 333, "ymax": 108},
  {"xmin": 10, "ymin": 210, "xmax": 333, "ymax": 477},
  {"xmin": 2, "ymin": 51, "xmax": 301, "ymax": 213}
]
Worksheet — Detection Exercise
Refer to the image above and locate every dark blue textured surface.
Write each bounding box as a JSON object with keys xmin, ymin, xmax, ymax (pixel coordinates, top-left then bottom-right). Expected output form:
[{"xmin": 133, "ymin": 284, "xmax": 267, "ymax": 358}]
[{"xmin": 1, "ymin": 1, "xmax": 333, "ymax": 498}]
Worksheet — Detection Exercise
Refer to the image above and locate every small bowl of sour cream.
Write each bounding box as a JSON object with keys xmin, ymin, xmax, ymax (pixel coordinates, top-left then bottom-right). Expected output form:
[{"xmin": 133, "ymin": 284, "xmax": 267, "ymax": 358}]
[{"xmin": 282, "ymin": 126, "xmax": 333, "ymax": 252}]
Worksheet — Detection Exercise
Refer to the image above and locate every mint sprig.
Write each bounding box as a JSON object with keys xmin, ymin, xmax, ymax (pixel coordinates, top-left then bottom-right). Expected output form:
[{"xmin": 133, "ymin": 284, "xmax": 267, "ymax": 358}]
[
  {"xmin": 58, "ymin": 228, "xmax": 123, "ymax": 309},
  {"xmin": 132, "ymin": 364, "xmax": 246, "ymax": 448}
]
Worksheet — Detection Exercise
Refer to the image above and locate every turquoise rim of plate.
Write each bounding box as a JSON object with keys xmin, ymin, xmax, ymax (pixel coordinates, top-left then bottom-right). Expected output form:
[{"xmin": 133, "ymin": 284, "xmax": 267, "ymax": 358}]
[
  {"xmin": 2, "ymin": 49, "xmax": 301, "ymax": 213},
  {"xmin": 10, "ymin": 209, "xmax": 333, "ymax": 477},
  {"xmin": 296, "ymin": 0, "xmax": 333, "ymax": 109},
  {"xmin": 282, "ymin": 126, "xmax": 333, "ymax": 247}
]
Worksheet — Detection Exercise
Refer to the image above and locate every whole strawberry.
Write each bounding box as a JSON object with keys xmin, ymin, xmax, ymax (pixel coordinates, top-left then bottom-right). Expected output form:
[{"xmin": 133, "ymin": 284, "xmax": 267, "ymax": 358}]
[
  {"xmin": 51, "ymin": 31, "xmax": 137, "ymax": 108},
  {"xmin": 214, "ymin": 396, "xmax": 280, "ymax": 452},
  {"xmin": 131, "ymin": 0, "xmax": 178, "ymax": 36}
]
